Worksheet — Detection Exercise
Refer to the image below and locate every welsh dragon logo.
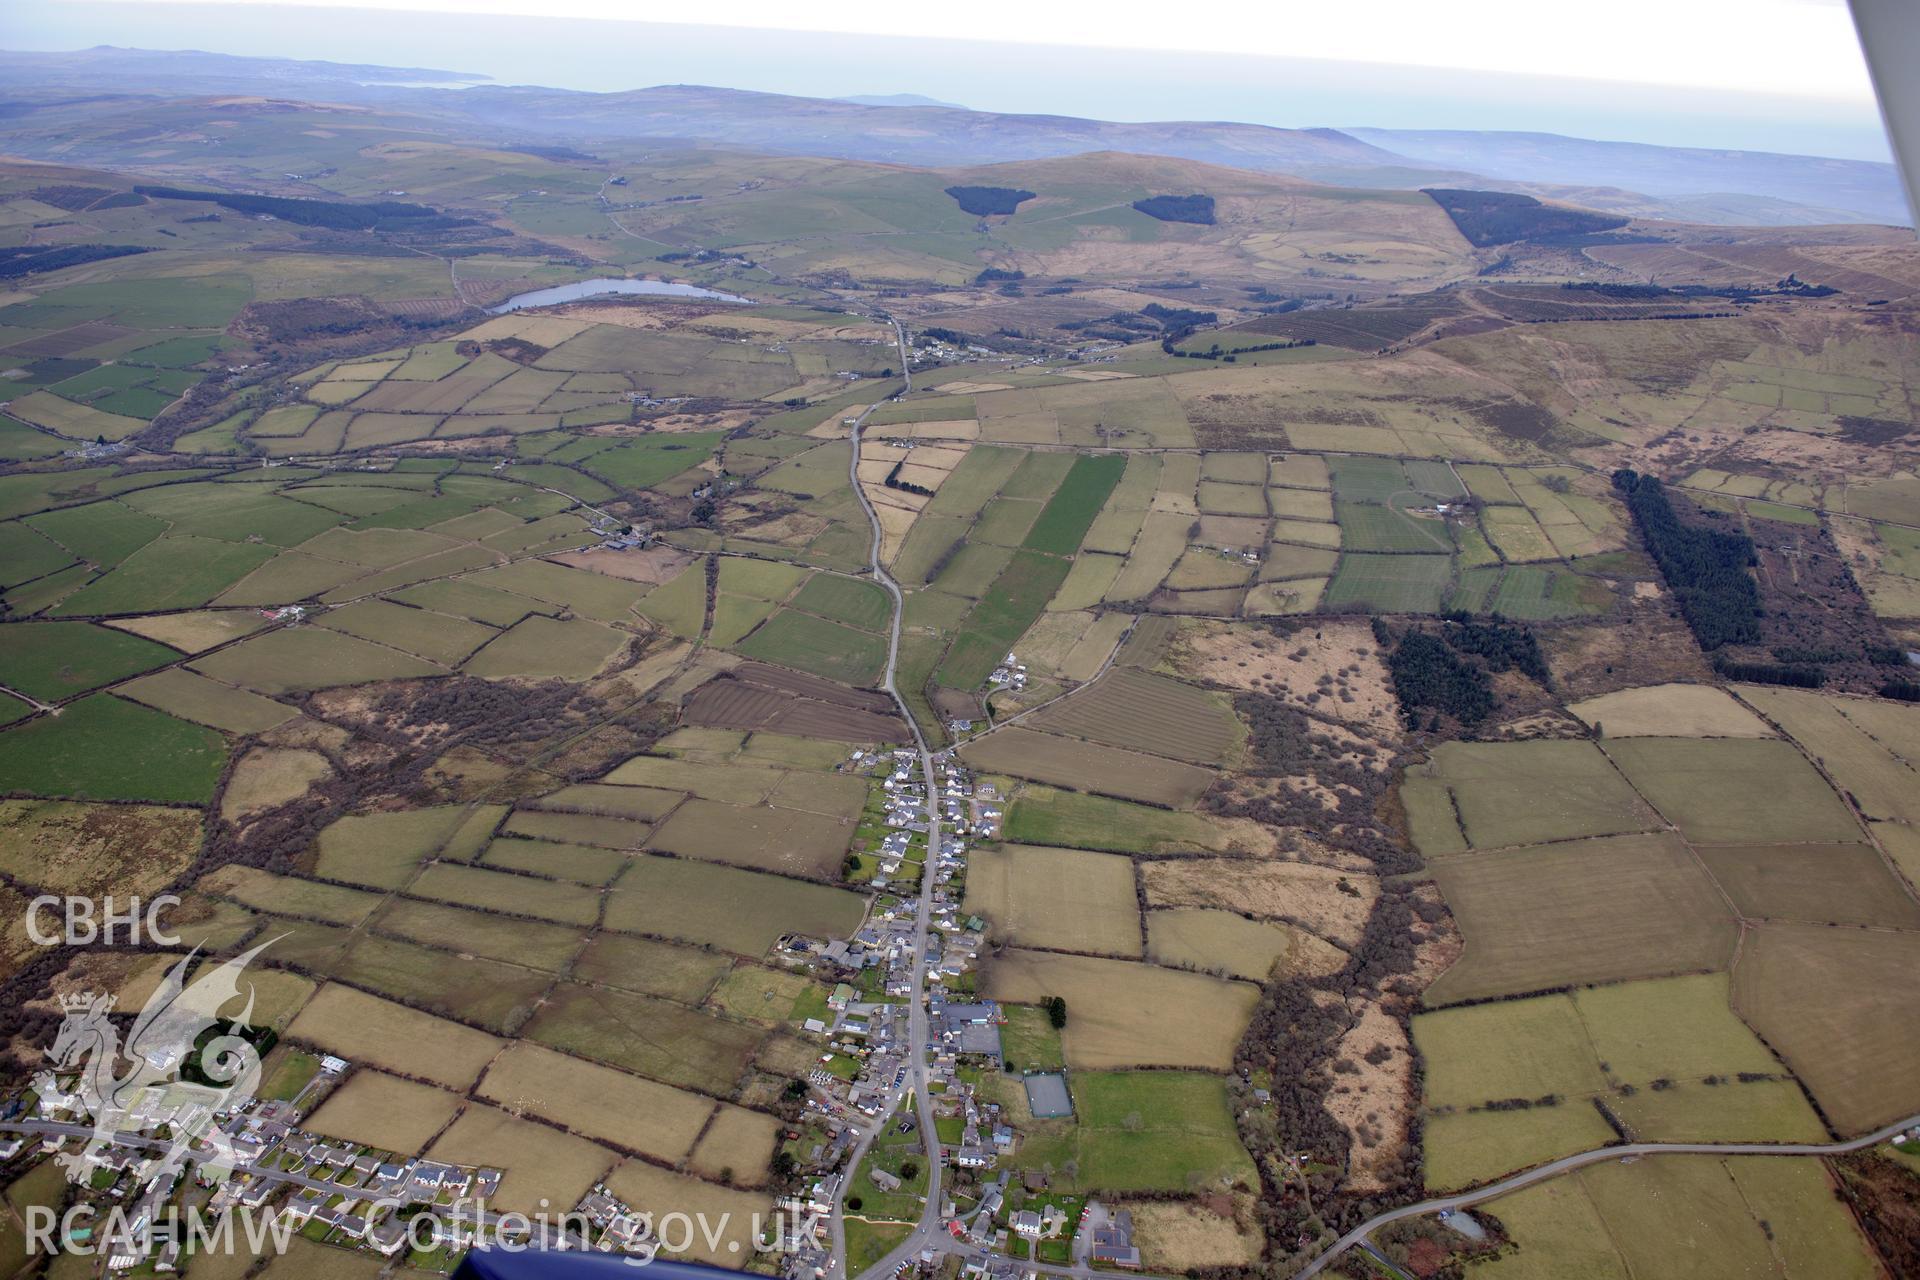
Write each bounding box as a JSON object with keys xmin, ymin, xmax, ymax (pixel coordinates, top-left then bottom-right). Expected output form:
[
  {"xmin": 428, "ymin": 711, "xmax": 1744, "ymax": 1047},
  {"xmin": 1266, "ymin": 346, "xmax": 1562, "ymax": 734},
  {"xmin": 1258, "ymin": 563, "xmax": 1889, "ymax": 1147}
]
[{"xmin": 36, "ymin": 941, "xmax": 276, "ymax": 1184}]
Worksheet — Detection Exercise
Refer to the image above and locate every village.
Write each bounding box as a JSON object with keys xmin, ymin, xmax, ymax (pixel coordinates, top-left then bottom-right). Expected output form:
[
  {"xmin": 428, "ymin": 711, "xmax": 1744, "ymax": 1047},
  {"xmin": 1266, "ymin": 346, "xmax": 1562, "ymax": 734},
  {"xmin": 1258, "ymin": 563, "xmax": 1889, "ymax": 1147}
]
[
  {"xmin": 0, "ymin": 741, "xmax": 1141, "ymax": 1280},
  {"xmin": 766, "ymin": 747, "xmax": 1141, "ymax": 1280}
]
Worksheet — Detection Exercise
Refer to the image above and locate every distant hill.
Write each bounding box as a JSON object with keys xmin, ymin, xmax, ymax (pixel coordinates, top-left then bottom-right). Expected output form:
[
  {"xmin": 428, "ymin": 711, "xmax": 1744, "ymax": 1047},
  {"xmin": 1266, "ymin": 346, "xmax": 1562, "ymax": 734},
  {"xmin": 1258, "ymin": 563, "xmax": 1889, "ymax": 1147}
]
[
  {"xmin": 0, "ymin": 44, "xmax": 486, "ymax": 93},
  {"xmin": 0, "ymin": 48, "xmax": 1904, "ymax": 227},
  {"xmin": 837, "ymin": 93, "xmax": 968, "ymax": 110},
  {"xmin": 1346, "ymin": 128, "xmax": 1910, "ymax": 226},
  {"xmin": 440, "ymin": 83, "xmax": 1414, "ymax": 174}
]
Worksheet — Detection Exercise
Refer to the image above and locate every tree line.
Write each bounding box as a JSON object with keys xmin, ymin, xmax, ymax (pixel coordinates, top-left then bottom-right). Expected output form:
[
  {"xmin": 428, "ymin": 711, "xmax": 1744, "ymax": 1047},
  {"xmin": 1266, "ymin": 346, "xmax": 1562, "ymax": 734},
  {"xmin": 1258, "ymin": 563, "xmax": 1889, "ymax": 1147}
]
[
  {"xmin": 0, "ymin": 243, "xmax": 149, "ymax": 279},
  {"xmin": 135, "ymin": 185, "xmax": 471, "ymax": 232}
]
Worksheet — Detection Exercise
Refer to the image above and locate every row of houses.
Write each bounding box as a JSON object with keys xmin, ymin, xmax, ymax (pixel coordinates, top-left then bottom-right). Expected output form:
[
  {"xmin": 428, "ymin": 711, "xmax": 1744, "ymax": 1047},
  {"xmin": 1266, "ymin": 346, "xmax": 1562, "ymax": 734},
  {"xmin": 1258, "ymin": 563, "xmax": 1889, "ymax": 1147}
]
[{"xmin": 27, "ymin": 1055, "xmax": 516, "ymax": 1272}]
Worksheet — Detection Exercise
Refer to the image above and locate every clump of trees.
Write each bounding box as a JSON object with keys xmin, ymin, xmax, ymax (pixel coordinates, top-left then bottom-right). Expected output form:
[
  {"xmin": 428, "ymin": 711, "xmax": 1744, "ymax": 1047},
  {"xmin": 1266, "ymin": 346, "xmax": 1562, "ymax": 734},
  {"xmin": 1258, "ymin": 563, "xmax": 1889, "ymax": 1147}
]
[
  {"xmin": 1385, "ymin": 631, "xmax": 1493, "ymax": 726},
  {"xmin": 1168, "ymin": 337, "xmax": 1315, "ymax": 361},
  {"xmin": 1613, "ymin": 469, "xmax": 1760, "ymax": 649},
  {"xmin": 28, "ymin": 184, "xmax": 147, "ymax": 212},
  {"xmin": 1376, "ymin": 615, "xmax": 1550, "ymax": 730},
  {"xmin": 1234, "ymin": 692, "xmax": 1324, "ymax": 777},
  {"xmin": 1440, "ymin": 614, "xmax": 1550, "ymax": 684},
  {"xmin": 1141, "ymin": 303, "xmax": 1216, "ymax": 329},
  {"xmin": 1231, "ymin": 885, "xmax": 1428, "ymax": 1258},
  {"xmin": 883, "ymin": 458, "xmax": 934, "ymax": 497},
  {"xmin": 1044, "ymin": 996, "xmax": 1068, "ymax": 1029},
  {"xmin": 945, "ymin": 187, "xmax": 1035, "ymax": 216},
  {"xmin": 1132, "ymin": 194, "xmax": 1215, "ymax": 225}
]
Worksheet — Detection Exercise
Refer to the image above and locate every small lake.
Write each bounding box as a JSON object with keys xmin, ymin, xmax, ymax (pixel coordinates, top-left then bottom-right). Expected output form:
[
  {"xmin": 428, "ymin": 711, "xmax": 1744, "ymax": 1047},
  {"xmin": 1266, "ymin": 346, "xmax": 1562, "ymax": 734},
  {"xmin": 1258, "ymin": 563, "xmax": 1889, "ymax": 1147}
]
[{"xmin": 486, "ymin": 278, "xmax": 749, "ymax": 314}]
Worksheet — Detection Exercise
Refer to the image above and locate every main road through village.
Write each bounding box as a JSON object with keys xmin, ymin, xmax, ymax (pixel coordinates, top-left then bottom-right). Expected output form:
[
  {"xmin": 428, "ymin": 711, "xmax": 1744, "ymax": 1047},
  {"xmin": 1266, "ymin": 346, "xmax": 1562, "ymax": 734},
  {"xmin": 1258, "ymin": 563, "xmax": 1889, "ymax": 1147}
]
[{"xmin": 828, "ymin": 318, "xmax": 948, "ymax": 1280}]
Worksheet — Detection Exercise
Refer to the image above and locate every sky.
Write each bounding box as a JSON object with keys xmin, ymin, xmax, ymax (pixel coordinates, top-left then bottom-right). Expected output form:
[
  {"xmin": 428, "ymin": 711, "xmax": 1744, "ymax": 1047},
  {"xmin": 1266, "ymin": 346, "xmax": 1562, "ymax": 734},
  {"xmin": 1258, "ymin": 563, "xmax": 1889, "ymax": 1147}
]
[{"xmin": 4, "ymin": 0, "xmax": 1896, "ymax": 161}]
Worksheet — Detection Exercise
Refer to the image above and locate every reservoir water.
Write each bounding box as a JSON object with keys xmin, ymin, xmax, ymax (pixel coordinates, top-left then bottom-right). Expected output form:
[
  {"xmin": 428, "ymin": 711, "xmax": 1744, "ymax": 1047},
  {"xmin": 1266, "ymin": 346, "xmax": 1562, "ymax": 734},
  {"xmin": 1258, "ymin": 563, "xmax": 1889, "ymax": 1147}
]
[{"xmin": 487, "ymin": 278, "xmax": 749, "ymax": 313}]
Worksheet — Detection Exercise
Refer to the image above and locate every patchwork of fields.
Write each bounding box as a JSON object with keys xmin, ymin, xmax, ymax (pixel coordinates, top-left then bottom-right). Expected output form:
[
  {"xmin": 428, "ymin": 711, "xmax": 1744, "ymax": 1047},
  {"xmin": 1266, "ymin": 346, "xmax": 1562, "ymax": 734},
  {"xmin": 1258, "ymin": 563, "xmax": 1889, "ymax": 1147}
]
[
  {"xmin": 1408, "ymin": 685, "xmax": 1920, "ymax": 1198},
  {"xmin": 4, "ymin": 144, "xmax": 1920, "ymax": 1280},
  {"xmin": 238, "ymin": 307, "xmax": 897, "ymax": 459}
]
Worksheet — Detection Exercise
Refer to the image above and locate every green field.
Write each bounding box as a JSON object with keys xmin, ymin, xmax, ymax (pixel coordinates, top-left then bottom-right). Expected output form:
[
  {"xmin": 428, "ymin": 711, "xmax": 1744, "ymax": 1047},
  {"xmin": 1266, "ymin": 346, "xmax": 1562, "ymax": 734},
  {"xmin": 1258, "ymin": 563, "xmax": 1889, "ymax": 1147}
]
[
  {"xmin": 522, "ymin": 981, "xmax": 761, "ymax": 1091},
  {"xmin": 0, "ymin": 694, "xmax": 226, "ymax": 803},
  {"xmin": 0, "ymin": 522, "xmax": 76, "ymax": 588},
  {"xmin": 635, "ymin": 562, "xmax": 709, "ymax": 638},
  {"xmin": 1485, "ymin": 565, "xmax": 1614, "ymax": 619},
  {"xmin": 0, "ymin": 620, "xmax": 178, "ymax": 702},
  {"xmin": 1476, "ymin": 1155, "xmax": 1879, "ymax": 1279},
  {"xmin": 311, "ymin": 806, "xmax": 484, "ymax": 888},
  {"xmin": 1732, "ymin": 923, "xmax": 1920, "ymax": 1134},
  {"xmin": 789, "ymin": 573, "xmax": 891, "ymax": 631},
  {"xmin": 485, "ymin": 835, "xmax": 632, "ymax": 884},
  {"xmin": 53, "ymin": 536, "xmax": 279, "ymax": 615},
  {"xmin": 1002, "ymin": 785, "xmax": 1241, "ymax": 853},
  {"xmin": 463, "ymin": 615, "xmax": 628, "ymax": 679},
  {"xmin": 27, "ymin": 499, "xmax": 167, "ymax": 569},
  {"xmin": 999, "ymin": 1003, "xmax": 1065, "ymax": 1072},
  {"xmin": 570, "ymin": 432, "xmax": 727, "ymax": 489},
  {"xmin": 936, "ymin": 550, "xmax": 1073, "ymax": 687},
  {"xmin": 1413, "ymin": 740, "xmax": 1659, "ymax": 849},
  {"xmin": 738, "ymin": 609, "xmax": 887, "ymax": 685},
  {"xmin": 191, "ymin": 626, "xmax": 447, "ymax": 694},
  {"xmin": 1323, "ymin": 553, "xmax": 1452, "ymax": 613},
  {"xmin": 1023, "ymin": 453, "xmax": 1128, "ymax": 554},
  {"xmin": 119, "ymin": 667, "xmax": 296, "ymax": 734},
  {"xmin": 316, "ymin": 598, "xmax": 498, "ymax": 664},
  {"xmin": 1335, "ymin": 500, "xmax": 1453, "ymax": 553},
  {"xmin": 1330, "ymin": 457, "xmax": 1412, "ymax": 502},
  {"xmin": 1009, "ymin": 1071, "xmax": 1256, "ymax": 1193},
  {"xmin": 1417, "ymin": 975, "xmax": 1823, "ymax": 1187}
]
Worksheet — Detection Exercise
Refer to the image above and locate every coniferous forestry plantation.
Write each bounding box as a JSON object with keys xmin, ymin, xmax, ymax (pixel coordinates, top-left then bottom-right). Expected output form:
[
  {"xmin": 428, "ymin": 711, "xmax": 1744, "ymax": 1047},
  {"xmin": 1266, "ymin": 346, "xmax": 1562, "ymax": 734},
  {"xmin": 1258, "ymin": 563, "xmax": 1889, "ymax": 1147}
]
[
  {"xmin": 1422, "ymin": 188, "xmax": 1631, "ymax": 246},
  {"xmin": 1382, "ymin": 629, "xmax": 1494, "ymax": 725},
  {"xmin": 1132, "ymin": 193, "xmax": 1216, "ymax": 224},
  {"xmin": 135, "ymin": 185, "xmax": 472, "ymax": 230},
  {"xmin": 1439, "ymin": 615, "xmax": 1550, "ymax": 684},
  {"xmin": 1614, "ymin": 469, "xmax": 1762, "ymax": 649},
  {"xmin": 944, "ymin": 185, "xmax": 1036, "ymax": 215},
  {"xmin": 0, "ymin": 242, "xmax": 149, "ymax": 278}
]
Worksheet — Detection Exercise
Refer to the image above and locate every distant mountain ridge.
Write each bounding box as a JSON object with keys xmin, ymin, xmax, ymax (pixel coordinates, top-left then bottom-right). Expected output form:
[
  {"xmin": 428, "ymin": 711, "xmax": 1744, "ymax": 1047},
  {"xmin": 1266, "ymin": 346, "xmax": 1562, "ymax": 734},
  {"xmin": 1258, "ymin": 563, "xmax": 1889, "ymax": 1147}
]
[
  {"xmin": 441, "ymin": 82, "xmax": 1415, "ymax": 174},
  {"xmin": 1346, "ymin": 127, "xmax": 1909, "ymax": 226},
  {"xmin": 0, "ymin": 44, "xmax": 486, "ymax": 92},
  {"xmin": 0, "ymin": 47, "xmax": 1905, "ymax": 226}
]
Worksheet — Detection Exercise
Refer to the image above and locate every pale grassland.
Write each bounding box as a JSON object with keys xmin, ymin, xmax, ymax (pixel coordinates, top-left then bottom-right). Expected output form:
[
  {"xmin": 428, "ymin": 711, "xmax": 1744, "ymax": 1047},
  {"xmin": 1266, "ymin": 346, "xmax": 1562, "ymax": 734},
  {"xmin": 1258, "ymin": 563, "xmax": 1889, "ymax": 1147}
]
[
  {"xmin": 286, "ymin": 984, "xmax": 503, "ymax": 1089},
  {"xmin": 1569, "ymin": 684, "xmax": 1774, "ymax": 738},
  {"xmin": 475, "ymin": 1041, "xmax": 715, "ymax": 1162},
  {"xmin": 427, "ymin": 1103, "xmax": 617, "ymax": 1215},
  {"xmin": 984, "ymin": 949, "xmax": 1258, "ymax": 1070}
]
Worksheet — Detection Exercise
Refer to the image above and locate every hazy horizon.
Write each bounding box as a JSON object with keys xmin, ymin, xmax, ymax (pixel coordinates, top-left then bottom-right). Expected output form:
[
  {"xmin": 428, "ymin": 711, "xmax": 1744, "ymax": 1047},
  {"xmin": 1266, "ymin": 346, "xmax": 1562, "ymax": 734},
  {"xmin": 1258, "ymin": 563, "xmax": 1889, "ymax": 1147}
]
[{"xmin": 3, "ymin": 2, "xmax": 1897, "ymax": 163}]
